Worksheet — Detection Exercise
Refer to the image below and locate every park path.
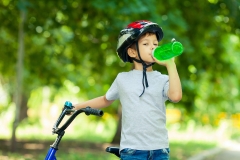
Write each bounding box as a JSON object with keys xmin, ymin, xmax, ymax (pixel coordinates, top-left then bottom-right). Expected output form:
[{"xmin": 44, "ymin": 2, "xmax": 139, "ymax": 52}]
[
  {"xmin": 211, "ymin": 148, "xmax": 240, "ymax": 160},
  {"xmin": 209, "ymin": 140, "xmax": 240, "ymax": 160},
  {"xmin": 188, "ymin": 140, "xmax": 240, "ymax": 160}
]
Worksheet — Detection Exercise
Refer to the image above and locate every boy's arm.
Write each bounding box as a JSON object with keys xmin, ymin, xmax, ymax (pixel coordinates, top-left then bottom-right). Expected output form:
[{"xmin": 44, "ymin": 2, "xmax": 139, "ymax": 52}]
[
  {"xmin": 155, "ymin": 58, "xmax": 182, "ymax": 103},
  {"xmin": 166, "ymin": 60, "xmax": 182, "ymax": 102},
  {"xmin": 74, "ymin": 95, "xmax": 114, "ymax": 110}
]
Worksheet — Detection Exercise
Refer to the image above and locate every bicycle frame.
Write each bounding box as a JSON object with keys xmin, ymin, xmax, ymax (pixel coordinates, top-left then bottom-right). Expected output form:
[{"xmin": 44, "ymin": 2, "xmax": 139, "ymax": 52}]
[{"xmin": 45, "ymin": 101, "xmax": 103, "ymax": 160}]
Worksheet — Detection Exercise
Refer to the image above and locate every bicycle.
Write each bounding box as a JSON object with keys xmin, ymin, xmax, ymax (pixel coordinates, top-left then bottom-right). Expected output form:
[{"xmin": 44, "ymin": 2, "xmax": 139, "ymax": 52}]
[{"xmin": 44, "ymin": 101, "xmax": 120, "ymax": 160}]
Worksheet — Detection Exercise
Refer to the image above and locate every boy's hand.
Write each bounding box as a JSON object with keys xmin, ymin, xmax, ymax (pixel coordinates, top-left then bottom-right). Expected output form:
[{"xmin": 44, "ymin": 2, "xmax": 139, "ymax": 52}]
[{"xmin": 154, "ymin": 57, "xmax": 175, "ymax": 67}]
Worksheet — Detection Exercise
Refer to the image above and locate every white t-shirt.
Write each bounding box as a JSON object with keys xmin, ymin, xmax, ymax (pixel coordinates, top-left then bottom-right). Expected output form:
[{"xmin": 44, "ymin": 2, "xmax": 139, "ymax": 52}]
[{"xmin": 106, "ymin": 69, "xmax": 170, "ymax": 151}]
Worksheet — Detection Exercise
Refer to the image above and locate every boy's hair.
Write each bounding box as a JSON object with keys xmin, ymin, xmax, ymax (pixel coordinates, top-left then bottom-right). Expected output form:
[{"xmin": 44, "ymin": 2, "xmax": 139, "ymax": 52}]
[{"xmin": 129, "ymin": 32, "xmax": 157, "ymax": 50}]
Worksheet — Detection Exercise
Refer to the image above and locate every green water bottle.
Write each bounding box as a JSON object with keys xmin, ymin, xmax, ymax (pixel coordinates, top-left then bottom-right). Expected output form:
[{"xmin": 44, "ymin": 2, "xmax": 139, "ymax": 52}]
[{"xmin": 152, "ymin": 38, "xmax": 184, "ymax": 61}]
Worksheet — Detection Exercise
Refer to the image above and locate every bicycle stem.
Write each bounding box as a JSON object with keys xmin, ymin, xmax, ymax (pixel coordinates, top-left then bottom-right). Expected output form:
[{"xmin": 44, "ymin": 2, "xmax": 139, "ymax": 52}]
[
  {"xmin": 49, "ymin": 109, "xmax": 87, "ymax": 150},
  {"xmin": 50, "ymin": 130, "xmax": 65, "ymax": 150}
]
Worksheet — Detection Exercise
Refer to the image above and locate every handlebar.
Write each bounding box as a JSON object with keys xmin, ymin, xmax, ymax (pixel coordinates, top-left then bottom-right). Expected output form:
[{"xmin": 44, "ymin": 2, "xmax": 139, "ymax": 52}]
[{"xmin": 52, "ymin": 101, "xmax": 104, "ymax": 134}]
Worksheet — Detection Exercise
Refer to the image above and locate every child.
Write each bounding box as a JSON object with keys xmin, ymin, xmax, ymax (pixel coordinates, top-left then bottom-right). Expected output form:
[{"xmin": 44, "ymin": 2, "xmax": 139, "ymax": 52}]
[{"xmin": 74, "ymin": 20, "xmax": 182, "ymax": 160}]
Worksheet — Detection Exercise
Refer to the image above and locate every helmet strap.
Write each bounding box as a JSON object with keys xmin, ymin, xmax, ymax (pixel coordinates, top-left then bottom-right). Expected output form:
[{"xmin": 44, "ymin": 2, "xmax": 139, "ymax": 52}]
[{"xmin": 132, "ymin": 43, "xmax": 154, "ymax": 97}]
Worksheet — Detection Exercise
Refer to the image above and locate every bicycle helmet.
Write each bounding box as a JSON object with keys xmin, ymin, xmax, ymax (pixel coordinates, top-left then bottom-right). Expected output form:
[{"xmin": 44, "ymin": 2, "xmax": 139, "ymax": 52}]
[{"xmin": 117, "ymin": 20, "xmax": 164, "ymax": 63}]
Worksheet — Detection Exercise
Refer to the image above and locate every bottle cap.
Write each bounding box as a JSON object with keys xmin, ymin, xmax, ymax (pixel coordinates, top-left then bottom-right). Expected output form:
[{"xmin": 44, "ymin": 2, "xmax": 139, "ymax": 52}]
[{"xmin": 171, "ymin": 38, "xmax": 176, "ymax": 42}]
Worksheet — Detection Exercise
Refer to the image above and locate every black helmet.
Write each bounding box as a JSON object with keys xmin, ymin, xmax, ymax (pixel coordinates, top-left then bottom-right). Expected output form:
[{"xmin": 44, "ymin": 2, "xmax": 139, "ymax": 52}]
[{"xmin": 116, "ymin": 20, "xmax": 164, "ymax": 63}]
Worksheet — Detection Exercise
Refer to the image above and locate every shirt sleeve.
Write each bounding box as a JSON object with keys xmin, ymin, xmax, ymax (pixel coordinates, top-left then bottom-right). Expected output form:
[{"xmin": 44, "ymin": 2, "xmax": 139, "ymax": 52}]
[{"xmin": 106, "ymin": 75, "xmax": 119, "ymax": 101}]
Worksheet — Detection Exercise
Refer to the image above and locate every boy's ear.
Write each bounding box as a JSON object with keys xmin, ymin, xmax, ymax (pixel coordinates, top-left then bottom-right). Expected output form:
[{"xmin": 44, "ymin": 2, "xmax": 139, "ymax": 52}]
[{"xmin": 127, "ymin": 48, "xmax": 137, "ymax": 58}]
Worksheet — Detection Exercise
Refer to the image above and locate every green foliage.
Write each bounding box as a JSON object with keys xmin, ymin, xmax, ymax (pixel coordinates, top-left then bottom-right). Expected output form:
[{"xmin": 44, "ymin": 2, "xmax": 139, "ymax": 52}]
[{"xmin": 0, "ymin": 0, "xmax": 240, "ymax": 127}]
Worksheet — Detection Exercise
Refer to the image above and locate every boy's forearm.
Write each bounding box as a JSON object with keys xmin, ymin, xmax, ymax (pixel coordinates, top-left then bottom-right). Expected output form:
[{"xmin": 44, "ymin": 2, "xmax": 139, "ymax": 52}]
[
  {"xmin": 74, "ymin": 95, "xmax": 114, "ymax": 110},
  {"xmin": 166, "ymin": 62, "xmax": 182, "ymax": 102}
]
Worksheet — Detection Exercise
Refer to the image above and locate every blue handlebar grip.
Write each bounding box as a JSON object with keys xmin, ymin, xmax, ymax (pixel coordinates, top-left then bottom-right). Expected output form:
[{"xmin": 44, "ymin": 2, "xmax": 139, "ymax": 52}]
[{"xmin": 64, "ymin": 101, "xmax": 73, "ymax": 109}]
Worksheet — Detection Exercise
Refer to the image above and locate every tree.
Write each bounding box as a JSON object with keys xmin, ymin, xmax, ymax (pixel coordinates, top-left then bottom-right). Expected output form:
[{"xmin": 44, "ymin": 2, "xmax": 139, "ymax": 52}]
[{"xmin": 0, "ymin": 0, "xmax": 239, "ymax": 145}]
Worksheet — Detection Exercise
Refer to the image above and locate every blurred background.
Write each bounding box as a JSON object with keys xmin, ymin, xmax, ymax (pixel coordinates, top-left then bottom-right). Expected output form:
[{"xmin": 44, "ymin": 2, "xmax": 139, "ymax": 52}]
[{"xmin": 0, "ymin": 0, "xmax": 240, "ymax": 159}]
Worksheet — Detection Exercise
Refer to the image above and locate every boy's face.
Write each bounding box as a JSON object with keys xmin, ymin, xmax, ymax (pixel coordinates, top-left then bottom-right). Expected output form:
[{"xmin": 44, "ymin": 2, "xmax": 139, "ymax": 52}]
[{"xmin": 137, "ymin": 33, "xmax": 158, "ymax": 63}]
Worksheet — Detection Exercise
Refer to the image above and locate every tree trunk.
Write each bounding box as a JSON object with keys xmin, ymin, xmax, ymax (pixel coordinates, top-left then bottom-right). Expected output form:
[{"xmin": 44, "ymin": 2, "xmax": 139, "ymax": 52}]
[
  {"xmin": 19, "ymin": 94, "xmax": 29, "ymax": 122},
  {"xmin": 111, "ymin": 106, "xmax": 122, "ymax": 144},
  {"xmin": 11, "ymin": 5, "xmax": 26, "ymax": 152}
]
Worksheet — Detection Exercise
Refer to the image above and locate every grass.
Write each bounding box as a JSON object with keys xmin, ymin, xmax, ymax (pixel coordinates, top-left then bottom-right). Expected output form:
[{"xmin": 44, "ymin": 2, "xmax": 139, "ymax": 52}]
[
  {"xmin": 0, "ymin": 139, "xmax": 217, "ymax": 160},
  {"xmin": 0, "ymin": 138, "xmax": 119, "ymax": 160},
  {"xmin": 230, "ymin": 128, "xmax": 240, "ymax": 141},
  {"xmin": 169, "ymin": 140, "xmax": 217, "ymax": 160},
  {"xmin": 0, "ymin": 151, "xmax": 119, "ymax": 160}
]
